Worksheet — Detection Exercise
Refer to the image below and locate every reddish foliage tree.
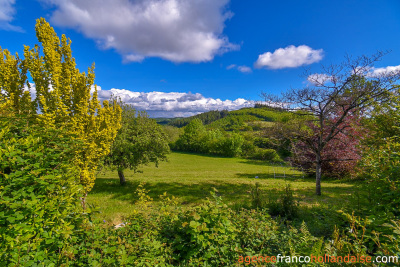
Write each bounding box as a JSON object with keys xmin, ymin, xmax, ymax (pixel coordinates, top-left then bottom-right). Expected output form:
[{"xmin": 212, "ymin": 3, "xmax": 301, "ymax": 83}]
[{"xmin": 290, "ymin": 110, "xmax": 364, "ymax": 178}]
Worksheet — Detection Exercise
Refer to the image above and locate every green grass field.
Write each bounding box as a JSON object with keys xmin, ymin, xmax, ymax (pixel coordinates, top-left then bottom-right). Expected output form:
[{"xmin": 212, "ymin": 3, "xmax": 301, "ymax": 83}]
[{"xmin": 88, "ymin": 152, "xmax": 357, "ymax": 230}]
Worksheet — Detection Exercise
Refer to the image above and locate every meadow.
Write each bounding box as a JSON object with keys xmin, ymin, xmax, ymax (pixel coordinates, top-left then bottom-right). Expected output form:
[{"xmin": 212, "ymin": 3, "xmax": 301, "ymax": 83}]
[{"xmin": 88, "ymin": 152, "xmax": 357, "ymax": 236}]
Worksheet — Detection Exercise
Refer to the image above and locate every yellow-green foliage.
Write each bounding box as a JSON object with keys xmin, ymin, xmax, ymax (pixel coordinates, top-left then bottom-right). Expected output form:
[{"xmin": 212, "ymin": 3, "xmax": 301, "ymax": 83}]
[
  {"xmin": 0, "ymin": 18, "xmax": 121, "ymax": 192},
  {"xmin": 0, "ymin": 48, "xmax": 34, "ymax": 115}
]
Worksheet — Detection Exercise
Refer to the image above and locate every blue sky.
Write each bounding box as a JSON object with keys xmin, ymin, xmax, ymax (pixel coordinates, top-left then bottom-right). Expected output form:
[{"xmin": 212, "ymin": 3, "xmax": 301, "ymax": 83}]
[{"xmin": 1, "ymin": 0, "xmax": 400, "ymax": 117}]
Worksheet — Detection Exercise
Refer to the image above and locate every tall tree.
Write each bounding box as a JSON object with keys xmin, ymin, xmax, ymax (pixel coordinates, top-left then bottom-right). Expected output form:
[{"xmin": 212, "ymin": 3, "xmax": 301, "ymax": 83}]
[
  {"xmin": 262, "ymin": 52, "xmax": 400, "ymax": 195},
  {"xmin": 0, "ymin": 18, "xmax": 121, "ymax": 193},
  {"xmin": 105, "ymin": 104, "xmax": 170, "ymax": 185}
]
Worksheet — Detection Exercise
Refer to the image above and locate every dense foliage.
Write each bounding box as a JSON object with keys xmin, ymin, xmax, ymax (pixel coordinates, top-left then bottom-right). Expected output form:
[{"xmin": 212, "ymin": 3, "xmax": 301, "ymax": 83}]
[
  {"xmin": 3, "ymin": 181, "xmax": 399, "ymax": 266},
  {"xmin": 173, "ymin": 119, "xmax": 245, "ymax": 157},
  {"xmin": 0, "ymin": 116, "xmax": 90, "ymax": 265}
]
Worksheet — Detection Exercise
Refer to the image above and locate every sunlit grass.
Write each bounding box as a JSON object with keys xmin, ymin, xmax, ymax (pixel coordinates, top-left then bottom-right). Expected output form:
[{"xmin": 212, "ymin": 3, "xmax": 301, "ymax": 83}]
[{"xmin": 87, "ymin": 152, "xmax": 355, "ymax": 226}]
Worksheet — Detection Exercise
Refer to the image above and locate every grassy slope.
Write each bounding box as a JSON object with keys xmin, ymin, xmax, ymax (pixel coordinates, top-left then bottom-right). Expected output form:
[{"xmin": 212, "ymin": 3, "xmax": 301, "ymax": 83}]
[
  {"xmin": 165, "ymin": 107, "xmax": 292, "ymax": 129},
  {"xmin": 88, "ymin": 152, "xmax": 355, "ymax": 228}
]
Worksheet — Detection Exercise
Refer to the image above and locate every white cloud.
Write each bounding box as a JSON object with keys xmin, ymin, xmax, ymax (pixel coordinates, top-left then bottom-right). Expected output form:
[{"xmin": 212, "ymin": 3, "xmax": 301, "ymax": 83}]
[
  {"xmin": 255, "ymin": 45, "xmax": 323, "ymax": 69},
  {"xmin": 237, "ymin": 65, "xmax": 252, "ymax": 73},
  {"xmin": 227, "ymin": 64, "xmax": 252, "ymax": 73},
  {"xmin": 43, "ymin": 0, "xmax": 238, "ymax": 63},
  {"xmin": 369, "ymin": 65, "xmax": 400, "ymax": 77},
  {"xmin": 0, "ymin": 0, "xmax": 23, "ymax": 32},
  {"xmin": 17, "ymin": 84, "xmax": 253, "ymax": 117},
  {"xmin": 96, "ymin": 88, "xmax": 254, "ymax": 117}
]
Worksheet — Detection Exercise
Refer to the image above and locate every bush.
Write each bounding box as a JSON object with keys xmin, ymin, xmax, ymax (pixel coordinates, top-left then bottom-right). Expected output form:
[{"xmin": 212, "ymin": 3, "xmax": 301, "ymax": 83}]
[
  {"xmin": 174, "ymin": 119, "xmax": 208, "ymax": 153},
  {"xmin": 240, "ymin": 140, "xmax": 257, "ymax": 158},
  {"xmin": 216, "ymin": 133, "xmax": 244, "ymax": 157},
  {"xmin": 249, "ymin": 148, "xmax": 282, "ymax": 162},
  {"xmin": 0, "ymin": 117, "xmax": 90, "ymax": 266},
  {"xmin": 248, "ymin": 183, "xmax": 298, "ymax": 220},
  {"xmin": 253, "ymin": 137, "xmax": 275, "ymax": 149}
]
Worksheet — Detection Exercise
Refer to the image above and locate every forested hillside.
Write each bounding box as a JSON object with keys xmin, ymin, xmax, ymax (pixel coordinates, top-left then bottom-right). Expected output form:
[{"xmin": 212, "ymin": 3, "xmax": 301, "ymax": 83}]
[{"xmin": 161, "ymin": 105, "xmax": 293, "ymax": 162}]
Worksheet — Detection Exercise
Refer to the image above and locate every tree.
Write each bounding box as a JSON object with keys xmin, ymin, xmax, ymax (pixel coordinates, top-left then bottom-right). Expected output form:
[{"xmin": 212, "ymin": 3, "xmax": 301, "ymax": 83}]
[
  {"xmin": 0, "ymin": 18, "xmax": 121, "ymax": 193},
  {"xmin": 105, "ymin": 104, "xmax": 170, "ymax": 185},
  {"xmin": 262, "ymin": 52, "xmax": 400, "ymax": 195},
  {"xmin": 174, "ymin": 118, "xmax": 207, "ymax": 153},
  {"xmin": 290, "ymin": 110, "xmax": 363, "ymax": 178}
]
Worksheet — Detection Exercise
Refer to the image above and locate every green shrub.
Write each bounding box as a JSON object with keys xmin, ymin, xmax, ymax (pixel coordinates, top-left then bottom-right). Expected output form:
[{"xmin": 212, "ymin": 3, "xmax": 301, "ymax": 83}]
[
  {"xmin": 250, "ymin": 182, "xmax": 266, "ymax": 209},
  {"xmin": 249, "ymin": 148, "xmax": 282, "ymax": 162},
  {"xmin": 0, "ymin": 117, "xmax": 90, "ymax": 266},
  {"xmin": 256, "ymin": 184, "xmax": 299, "ymax": 220},
  {"xmin": 216, "ymin": 133, "xmax": 244, "ymax": 157},
  {"xmin": 240, "ymin": 140, "xmax": 257, "ymax": 158},
  {"xmin": 253, "ymin": 137, "xmax": 275, "ymax": 149}
]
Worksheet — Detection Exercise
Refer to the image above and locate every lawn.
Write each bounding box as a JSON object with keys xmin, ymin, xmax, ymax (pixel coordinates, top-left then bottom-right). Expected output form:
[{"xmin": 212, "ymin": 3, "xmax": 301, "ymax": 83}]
[{"xmin": 88, "ymin": 152, "xmax": 357, "ymax": 230}]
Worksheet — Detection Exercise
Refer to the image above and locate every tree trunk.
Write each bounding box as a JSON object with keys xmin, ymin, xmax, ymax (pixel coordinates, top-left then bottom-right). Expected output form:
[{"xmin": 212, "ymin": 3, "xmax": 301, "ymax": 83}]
[
  {"xmin": 80, "ymin": 192, "xmax": 88, "ymax": 209},
  {"xmin": 118, "ymin": 170, "xmax": 126, "ymax": 185},
  {"xmin": 315, "ymin": 153, "xmax": 322, "ymax": 196}
]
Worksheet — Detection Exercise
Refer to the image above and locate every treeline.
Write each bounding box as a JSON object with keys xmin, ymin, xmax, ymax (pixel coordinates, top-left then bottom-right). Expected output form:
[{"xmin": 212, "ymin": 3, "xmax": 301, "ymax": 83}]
[{"xmin": 168, "ymin": 110, "xmax": 229, "ymax": 127}]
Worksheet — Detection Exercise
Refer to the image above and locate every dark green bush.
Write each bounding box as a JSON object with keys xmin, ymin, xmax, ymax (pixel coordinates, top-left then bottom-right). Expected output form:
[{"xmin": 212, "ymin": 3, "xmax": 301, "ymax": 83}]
[
  {"xmin": 249, "ymin": 148, "xmax": 282, "ymax": 162},
  {"xmin": 0, "ymin": 117, "xmax": 89, "ymax": 266}
]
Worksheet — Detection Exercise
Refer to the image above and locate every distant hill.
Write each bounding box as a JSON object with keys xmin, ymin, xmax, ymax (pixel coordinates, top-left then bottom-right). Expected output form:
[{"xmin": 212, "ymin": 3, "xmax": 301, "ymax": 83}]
[{"xmin": 166, "ymin": 105, "xmax": 292, "ymax": 130}]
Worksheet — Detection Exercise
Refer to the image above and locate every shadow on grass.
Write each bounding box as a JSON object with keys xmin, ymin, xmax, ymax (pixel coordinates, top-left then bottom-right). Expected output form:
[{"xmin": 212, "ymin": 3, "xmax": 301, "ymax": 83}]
[
  {"xmin": 239, "ymin": 159, "xmax": 287, "ymax": 166},
  {"xmin": 90, "ymin": 176, "xmax": 356, "ymax": 208},
  {"xmin": 89, "ymin": 178, "xmax": 254, "ymax": 205},
  {"xmin": 170, "ymin": 151, "xmax": 234, "ymax": 159},
  {"xmin": 235, "ymin": 172, "xmax": 310, "ymax": 182}
]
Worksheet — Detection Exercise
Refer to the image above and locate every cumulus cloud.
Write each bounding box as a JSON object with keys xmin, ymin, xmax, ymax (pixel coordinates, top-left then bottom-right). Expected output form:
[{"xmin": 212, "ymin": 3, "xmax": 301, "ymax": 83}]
[
  {"xmin": 0, "ymin": 0, "xmax": 23, "ymax": 31},
  {"xmin": 369, "ymin": 65, "xmax": 400, "ymax": 77},
  {"xmin": 227, "ymin": 64, "xmax": 252, "ymax": 73},
  {"xmin": 255, "ymin": 45, "xmax": 323, "ymax": 69},
  {"xmin": 16, "ymin": 83, "xmax": 253, "ymax": 117},
  {"xmin": 43, "ymin": 0, "xmax": 238, "ymax": 63},
  {"xmin": 96, "ymin": 88, "xmax": 253, "ymax": 117}
]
